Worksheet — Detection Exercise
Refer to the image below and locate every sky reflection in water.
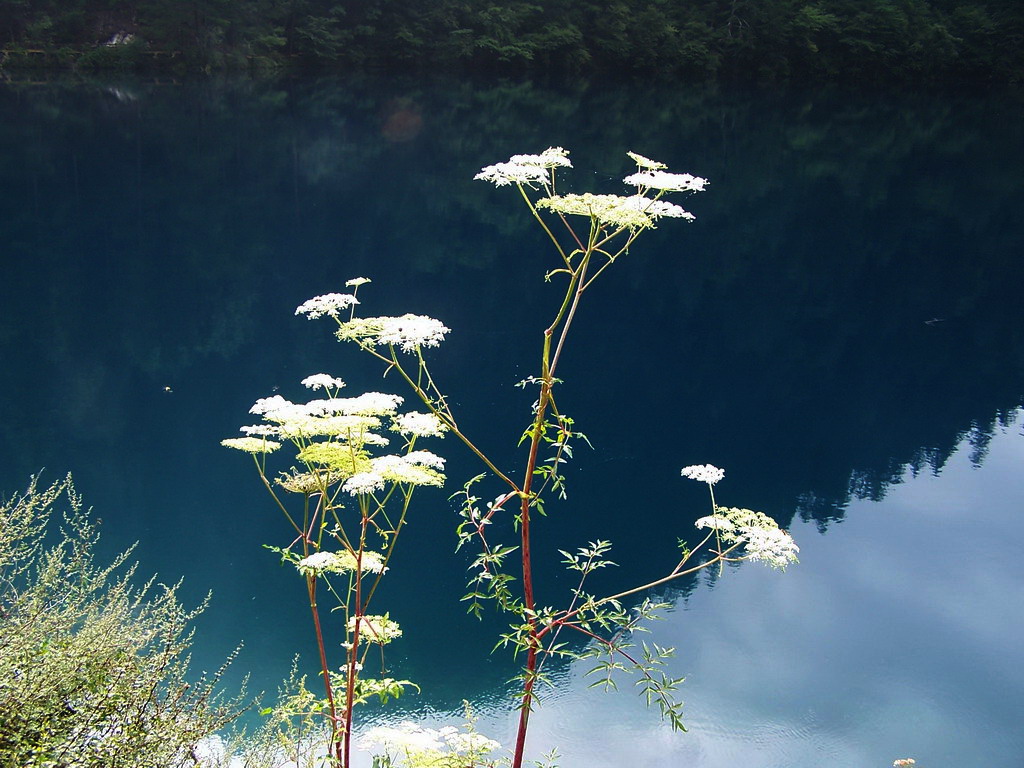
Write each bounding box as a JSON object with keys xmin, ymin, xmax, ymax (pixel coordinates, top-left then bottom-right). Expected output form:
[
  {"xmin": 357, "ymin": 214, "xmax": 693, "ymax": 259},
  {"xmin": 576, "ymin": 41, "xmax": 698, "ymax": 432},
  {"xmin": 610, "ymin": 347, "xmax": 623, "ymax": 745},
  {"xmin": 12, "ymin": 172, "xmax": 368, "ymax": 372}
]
[{"xmin": 413, "ymin": 417, "xmax": 1024, "ymax": 768}]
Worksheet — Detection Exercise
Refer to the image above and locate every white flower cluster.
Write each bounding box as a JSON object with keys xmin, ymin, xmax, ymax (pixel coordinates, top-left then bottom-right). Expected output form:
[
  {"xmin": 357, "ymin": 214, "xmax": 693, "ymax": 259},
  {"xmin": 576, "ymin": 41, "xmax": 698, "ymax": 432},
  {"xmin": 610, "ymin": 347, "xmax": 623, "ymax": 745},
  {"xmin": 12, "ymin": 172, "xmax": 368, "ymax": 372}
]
[
  {"xmin": 274, "ymin": 468, "xmax": 345, "ymax": 494},
  {"xmin": 474, "ymin": 146, "xmax": 571, "ymax": 187},
  {"xmin": 246, "ymin": 396, "xmax": 392, "ymax": 442},
  {"xmin": 301, "ymin": 373, "xmax": 346, "ymax": 391},
  {"xmin": 295, "ymin": 293, "xmax": 359, "ymax": 319},
  {"xmin": 699, "ymin": 506, "xmax": 800, "ymax": 570},
  {"xmin": 537, "ymin": 193, "xmax": 659, "ymax": 231},
  {"xmin": 226, "ymin": 381, "xmax": 447, "ymax": 494},
  {"xmin": 626, "ymin": 151, "xmax": 667, "ymax": 170},
  {"xmin": 510, "ymin": 147, "xmax": 572, "ymax": 168},
  {"xmin": 349, "ymin": 613, "xmax": 403, "ymax": 644},
  {"xmin": 359, "ymin": 721, "xmax": 501, "ymax": 762},
  {"xmin": 342, "ymin": 451, "xmax": 446, "ymax": 495},
  {"xmin": 343, "ymin": 472, "xmax": 388, "ymax": 496},
  {"xmin": 249, "ymin": 394, "xmax": 300, "ymax": 417},
  {"xmin": 220, "ymin": 436, "xmax": 281, "ymax": 454},
  {"xmin": 681, "ymin": 463, "xmax": 725, "ymax": 485},
  {"xmin": 297, "ymin": 549, "xmax": 387, "ymax": 576},
  {"xmin": 317, "ymin": 392, "xmax": 405, "ymax": 416},
  {"xmin": 622, "ymin": 195, "xmax": 695, "ymax": 221},
  {"xmin": 298, "ymin": 282, "xmax": 451, "ymax": 354},
  {"xmin": 694, "ymin": 515, "xmax": 735, "ymax": 531},
  {"xmin": 623, "ymin": 170, "xmax": 708, "ymax": 193},
  {"xmin": 244, "ymin": 396, "xmax": 398, "ymax": 437},
  {"xmin": 238, "ymin": 424, "xmax": 279, "ymax": 437},
  {"xmin": 742, "ymin": 524, "xmax": 800, "ymax": 569},
  {"xmin": 474, "ymin": 161, "xmax": 548, "ymax": 187},
  {"xmin": 476, "ymin": 147, "xmax": 706, "ymax": 228},
  {"xmin": 393, "ymin": 411, "xmax": 448, "ymax": 438},
  {"xmin": 403, "ymin": 450, "xmax": 446, "ymax": 469},
  {"xmin": 378, "ymin": 314, "xmax": 451, "ymax": 352},
  {"xmin": 284, "ymin": 415, "xmax": 386, "ymax": 441},
  {"xmin": 332, "ymin": 313, "xmax": 451, "ymax": 353}
]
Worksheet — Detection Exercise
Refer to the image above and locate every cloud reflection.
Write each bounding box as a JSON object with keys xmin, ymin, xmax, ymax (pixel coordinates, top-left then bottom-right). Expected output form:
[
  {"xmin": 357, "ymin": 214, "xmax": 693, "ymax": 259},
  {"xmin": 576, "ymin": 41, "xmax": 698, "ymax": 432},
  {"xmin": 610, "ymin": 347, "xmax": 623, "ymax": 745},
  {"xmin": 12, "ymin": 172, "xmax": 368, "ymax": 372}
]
[{"xmin": 448, "ymin": 413, "xmax": 1024, "ymax": 767}]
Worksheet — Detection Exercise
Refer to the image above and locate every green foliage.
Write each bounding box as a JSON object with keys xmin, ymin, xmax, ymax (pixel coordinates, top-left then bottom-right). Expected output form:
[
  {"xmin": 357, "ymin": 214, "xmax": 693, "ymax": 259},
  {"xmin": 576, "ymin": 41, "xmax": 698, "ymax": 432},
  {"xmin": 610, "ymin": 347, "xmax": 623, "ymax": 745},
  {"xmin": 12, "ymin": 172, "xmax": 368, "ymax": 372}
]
[
  {"xmin": 0, "ymin": 0, "xmax": 1022, "ymax": 79},
  {"xmin": 77, "ymin": 37, "xmax": 148, "ymax": 70},
  {"xmin": 0, "ymin": 475, "xmax": 246, "ymax": 767},
  {"xmin": 207, "ymin": 663, "xmax": 333, "ymax": 768}
]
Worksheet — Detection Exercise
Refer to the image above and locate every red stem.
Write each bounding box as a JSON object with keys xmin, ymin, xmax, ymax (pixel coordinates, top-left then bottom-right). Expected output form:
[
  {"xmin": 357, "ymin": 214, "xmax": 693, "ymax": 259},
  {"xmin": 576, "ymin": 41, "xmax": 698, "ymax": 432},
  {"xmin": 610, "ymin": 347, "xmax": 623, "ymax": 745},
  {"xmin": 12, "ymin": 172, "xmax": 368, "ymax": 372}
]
[
  {"xmin": 511, "ymin": 374, "xmax": 553, "ymax": 768},
  {"xmin": 306, "ymin": 575, "xmax": 341, "ymax": 761},
  {"xmin": 342, "ymin": 524, "xmax": 368, "ymax": 767}
]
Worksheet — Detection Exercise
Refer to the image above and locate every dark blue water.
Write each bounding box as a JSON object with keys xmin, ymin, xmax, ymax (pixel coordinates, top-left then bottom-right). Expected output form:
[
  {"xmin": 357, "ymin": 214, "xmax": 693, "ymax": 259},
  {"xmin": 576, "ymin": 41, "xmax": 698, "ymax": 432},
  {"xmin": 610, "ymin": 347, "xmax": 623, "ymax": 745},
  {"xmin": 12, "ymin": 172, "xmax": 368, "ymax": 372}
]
[{"xmin": 1, "ymin": 74, "xmax": 1022, "ymax": 767}]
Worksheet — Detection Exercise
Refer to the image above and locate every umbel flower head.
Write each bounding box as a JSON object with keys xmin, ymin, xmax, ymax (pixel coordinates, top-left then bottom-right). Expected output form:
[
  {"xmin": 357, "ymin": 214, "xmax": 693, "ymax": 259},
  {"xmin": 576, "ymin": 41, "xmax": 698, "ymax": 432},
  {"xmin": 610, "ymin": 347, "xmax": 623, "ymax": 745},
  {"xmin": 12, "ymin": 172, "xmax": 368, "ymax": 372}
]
[
  {"xmin": 622, "ymin": 195, "xmax": 695, "ymax": 220},
  {"xmin": 342, "ymin": 452, "xmax": 447, "ymax": 495},
  {"xmin": 239, "ymin": 424, "xmax": 279, "ymax": 437},
  {"xmin": 221, "ymin": 437, "xmax": 281, "ymax": 454},
  {"xmin": 393, "ymin": 411, "xmax": 448, "ymax": 438},
  {"xmin": 295, "ymin": 293, "xmax": 359, "ymax": 319},
  {"xmin": 329, "ymin": 313, "xmax": 451, "ymax": 353},
  {"xmin": 225, "ymin": 376, "xmax": 448, "ymax": 495},
  {"xmin": 626, "ymin": 151, "xmax": 667, "ymax": 170},
  {"xmin": 681, "ymin": 464, "xmax": 725, "ymax": 485},
  {"xmin": 509, "ymin": 147, "xmax": 572, "ymax": 168},
  {"xmin": 297, "ymin": 280, "xmax": 452, "ymax": 355},
  {"xmin": 623, "ymin": 170, "xmax": 708, "ymax": 193},
  {"xmin": 301, "ymin": 373, "xmax": 346, "ymax": 391},
  {"xmin": 474, "ymin": 147, "xmax": 571, "ymax": 187},
  {"xmin": 536, "ymin": 191, "xmax": 697, "ymax": 230},
  {"xmin": 378, "ymin": 314, "xmax": 451, "ymax": 352},
  {"xmin": 275, "ymin": 468, "xmax": 346, "ymax": 494},
  {"xmin": 697, "ymin": 506, "xmax": 800, "ymax": 570},
  {"xmin": 538, "ymin": 193, "xmax": 657, "ymax": 231},
  {"xmin": 476, "ymin": 148, "xmax": 706, "ymax": 229},
  {"xmin": 297, "ymin": 549, "xmax": 387, "ymax": 576},
  {"xmin": 349, "ymin": 613, "xmax": 403, "ymax": 644},
  {"xmin": 683, "ymin": 465, "xmax": 798, "ymax": 569},
  {"xmin": 694, "ymin": 515, "xmax": 735, "ymax": 531}
]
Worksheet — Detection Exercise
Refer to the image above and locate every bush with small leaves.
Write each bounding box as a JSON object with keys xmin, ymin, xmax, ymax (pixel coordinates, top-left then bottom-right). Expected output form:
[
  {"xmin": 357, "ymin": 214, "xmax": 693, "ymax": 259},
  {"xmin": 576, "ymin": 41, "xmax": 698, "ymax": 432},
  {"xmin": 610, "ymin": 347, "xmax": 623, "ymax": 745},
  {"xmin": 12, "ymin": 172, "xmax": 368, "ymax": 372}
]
[{"xmin": 0, "ymin": 475, "xmax": 247, "ymax": 768}]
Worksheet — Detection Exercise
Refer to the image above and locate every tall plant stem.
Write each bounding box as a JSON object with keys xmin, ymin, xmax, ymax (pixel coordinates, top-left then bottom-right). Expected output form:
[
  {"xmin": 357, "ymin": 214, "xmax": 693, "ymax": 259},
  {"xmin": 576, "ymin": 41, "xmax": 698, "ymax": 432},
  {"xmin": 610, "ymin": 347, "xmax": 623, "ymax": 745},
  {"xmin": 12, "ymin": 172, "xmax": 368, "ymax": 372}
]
[
  {"xmin": 511, "ymin": 382, "xmax": 547, "ymax": 768},
  {"xmin": 343, "ymin": 618, "xmax": 361, "ymax": 768},
  {"xmin": 342, "ymin": 519, "xmax": 369, "ymax": 768},
  {"xmin": 305, "ymin": 574, "xmax": 341, "ymax": 762},
  {"xmin": 517, "ymin": 183, "xmax": 573, "ymax": 266},
  {"xmin": 511, "ymin": 247, "xmax": 594, "ymax": 768},
  {"xmin": 549, "ymin": 238, "xmax": 595, "ymax": 379}
]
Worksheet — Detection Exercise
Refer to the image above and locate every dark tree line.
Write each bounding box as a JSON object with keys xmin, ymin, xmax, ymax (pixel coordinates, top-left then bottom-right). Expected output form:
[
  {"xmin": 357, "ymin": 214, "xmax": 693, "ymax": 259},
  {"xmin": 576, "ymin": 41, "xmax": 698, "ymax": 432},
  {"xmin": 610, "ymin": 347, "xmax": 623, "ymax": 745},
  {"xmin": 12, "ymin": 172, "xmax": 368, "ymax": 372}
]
[{"xmin": 1, "ymin": 1, "xmax": 1021, "ymax": 80}]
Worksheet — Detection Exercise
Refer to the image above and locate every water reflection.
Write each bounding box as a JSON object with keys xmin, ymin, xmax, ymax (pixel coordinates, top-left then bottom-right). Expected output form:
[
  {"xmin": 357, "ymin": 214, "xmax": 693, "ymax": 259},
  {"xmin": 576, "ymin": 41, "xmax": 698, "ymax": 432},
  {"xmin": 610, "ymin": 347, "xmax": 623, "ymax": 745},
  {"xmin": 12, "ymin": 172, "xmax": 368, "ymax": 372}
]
[
  {"xmin": 3, "ymin": 76, "xmax": 1021, "ymax": 528},
  {"xmin": 420, "ymin": 415, "xmax": 1024, "ymax": 768},
  {"xmin": 1, "ymin": 75, "xmax": 1022, "ymax": 764}
]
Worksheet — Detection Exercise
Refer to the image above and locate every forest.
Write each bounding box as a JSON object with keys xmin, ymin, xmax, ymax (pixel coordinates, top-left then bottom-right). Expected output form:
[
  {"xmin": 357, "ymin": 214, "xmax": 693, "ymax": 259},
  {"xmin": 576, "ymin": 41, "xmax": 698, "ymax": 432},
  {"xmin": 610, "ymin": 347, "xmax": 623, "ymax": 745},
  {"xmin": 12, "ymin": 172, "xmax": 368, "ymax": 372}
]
[{"xmin": 0, "ymin": 0, "xmax": 1021, "ymax": 80}]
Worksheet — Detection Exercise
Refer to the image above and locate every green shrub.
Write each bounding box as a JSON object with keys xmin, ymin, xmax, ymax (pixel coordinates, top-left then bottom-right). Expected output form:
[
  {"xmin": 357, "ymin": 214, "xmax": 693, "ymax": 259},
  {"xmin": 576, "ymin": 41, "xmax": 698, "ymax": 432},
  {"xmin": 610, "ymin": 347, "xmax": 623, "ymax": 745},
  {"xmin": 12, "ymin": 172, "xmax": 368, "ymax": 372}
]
[{"xmin": 0, "ymin": 475, "xmax": 246, "ymax": 767}]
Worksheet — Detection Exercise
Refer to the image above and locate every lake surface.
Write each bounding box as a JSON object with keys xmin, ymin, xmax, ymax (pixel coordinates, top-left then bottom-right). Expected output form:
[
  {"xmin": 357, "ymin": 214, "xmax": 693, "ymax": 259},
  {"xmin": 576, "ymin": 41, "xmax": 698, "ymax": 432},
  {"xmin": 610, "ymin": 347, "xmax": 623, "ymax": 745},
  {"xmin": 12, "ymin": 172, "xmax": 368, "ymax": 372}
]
[{"xmin": 1, "ymin": 74, "xmax": 1022, "ymax": 767}]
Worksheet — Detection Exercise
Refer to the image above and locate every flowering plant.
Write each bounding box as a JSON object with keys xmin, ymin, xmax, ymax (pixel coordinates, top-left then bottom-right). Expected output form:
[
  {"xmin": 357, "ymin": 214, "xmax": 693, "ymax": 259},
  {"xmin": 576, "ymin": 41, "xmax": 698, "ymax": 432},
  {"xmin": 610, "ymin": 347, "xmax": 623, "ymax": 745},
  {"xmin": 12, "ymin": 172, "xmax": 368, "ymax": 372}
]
[
  {"xmin": 227, "ymin": 148, "xmax": 797, "ymax": 768},
  {"xmin": 222, "ymin": 291, "xmax": 451, "ymax": 765}
]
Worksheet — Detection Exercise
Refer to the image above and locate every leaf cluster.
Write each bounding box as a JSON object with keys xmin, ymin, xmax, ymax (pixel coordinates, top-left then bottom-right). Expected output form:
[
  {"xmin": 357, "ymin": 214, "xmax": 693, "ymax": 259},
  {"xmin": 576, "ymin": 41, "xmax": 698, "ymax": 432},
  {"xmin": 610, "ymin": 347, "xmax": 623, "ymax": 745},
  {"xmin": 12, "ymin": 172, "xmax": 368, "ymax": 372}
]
[
  {"xmin": 0, "ymin": 475, "xmax": 246, "ymax": 768},
  {"xmin": 2, "ymin": 0, "xmax": 1023, "ymax": 80}
]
